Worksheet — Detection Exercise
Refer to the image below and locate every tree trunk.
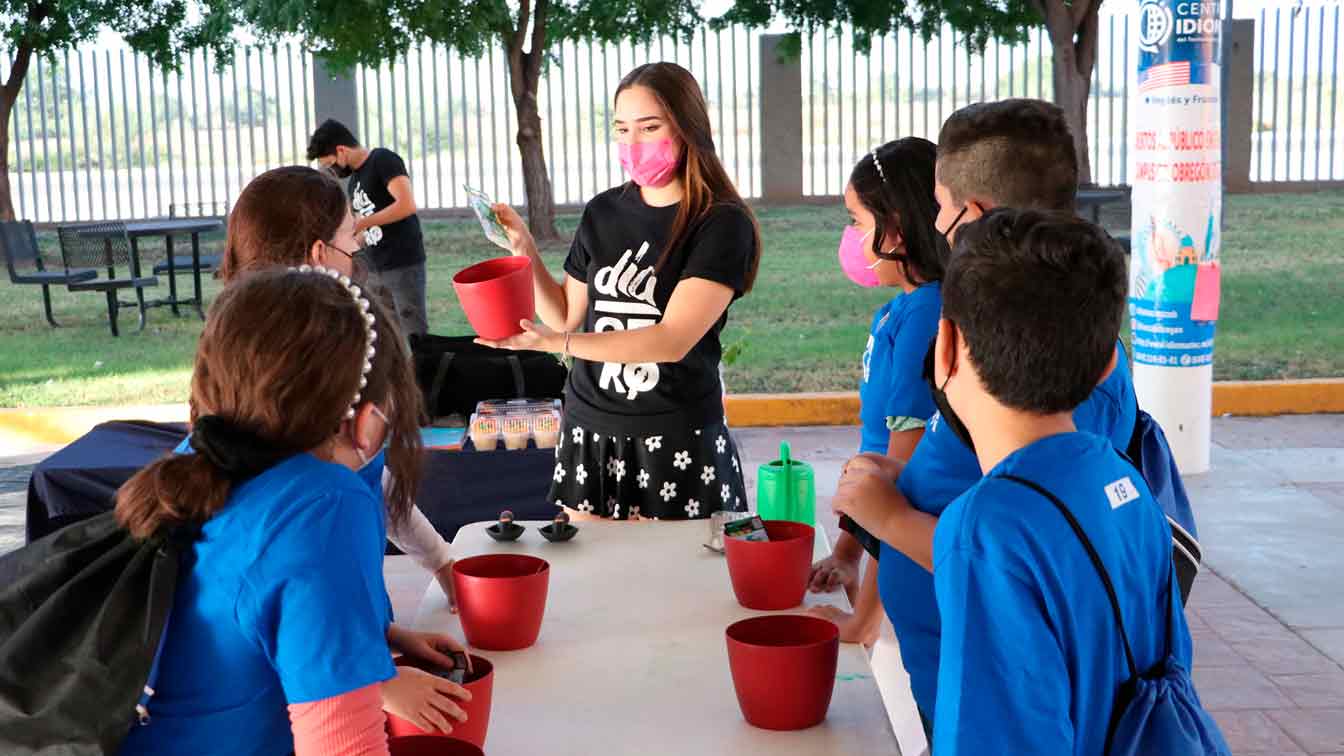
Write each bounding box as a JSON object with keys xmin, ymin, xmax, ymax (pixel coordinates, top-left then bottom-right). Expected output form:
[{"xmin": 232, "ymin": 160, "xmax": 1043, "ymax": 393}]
[
  {"xmin": 0, "ymin": 92, "xmax": 16, "ymax": 221},
  {"xmin": 1052, "ymin": 45, "xmax": 1094, "ymax": 185},
  {"xmin": 1040, "ymin": 0, "xmax": 1104, "ymax": 185},
  {"xmin": 503, "ymin": 0, "xmax": 560, "ymax": 241},
  {"xmin": 513, "ymin": 95, "xmax": 559, "ymax": 239},
  {"xmin": 0, "ymin": 44, "xmax": 34, "ymax": 222}
]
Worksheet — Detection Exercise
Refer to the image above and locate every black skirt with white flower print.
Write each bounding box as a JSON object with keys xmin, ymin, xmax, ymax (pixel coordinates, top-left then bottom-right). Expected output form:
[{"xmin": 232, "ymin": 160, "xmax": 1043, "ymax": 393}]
[{"xmin": 547, "ymin": 417, "xmax": 749, "ymax": 520}]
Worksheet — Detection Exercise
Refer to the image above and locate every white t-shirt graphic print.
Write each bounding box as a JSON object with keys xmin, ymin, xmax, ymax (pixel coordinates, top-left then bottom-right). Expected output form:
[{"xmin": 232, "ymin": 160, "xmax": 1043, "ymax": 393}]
[
  {"xmin": 591, "ymin": 241, "xmax": 662, "ymax": 400},
  {"xmin": 345, "ymin": 148, "xmax": 424, "ymax": 272},
  {"xmin": 561, "ymin": 186, "xmax": 754, "ymax": 437}
]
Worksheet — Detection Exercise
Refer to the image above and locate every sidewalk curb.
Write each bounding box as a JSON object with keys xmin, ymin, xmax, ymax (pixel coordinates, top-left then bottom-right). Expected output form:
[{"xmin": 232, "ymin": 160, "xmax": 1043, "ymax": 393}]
[
  {"xmin": 1, "ymin": 379, "xmax": 1341, "ymax": 450},
  {"xmin": 722, "ymin": 379, "xmax": 1344, "ymax": 427},
  {"xmin": 0, "ymin": 404, "xmax": 189, "ymax": 456}
]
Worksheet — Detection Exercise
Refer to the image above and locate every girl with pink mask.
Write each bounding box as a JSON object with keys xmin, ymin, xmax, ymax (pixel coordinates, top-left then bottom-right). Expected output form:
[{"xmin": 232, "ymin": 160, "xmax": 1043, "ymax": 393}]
[
  {"xmin": 481, "ymin": 63, "xmax": 761, "ymax": 523},
  {"xmin": 808, "ymin": 137, "xmax": 947, "ymax": 644}
]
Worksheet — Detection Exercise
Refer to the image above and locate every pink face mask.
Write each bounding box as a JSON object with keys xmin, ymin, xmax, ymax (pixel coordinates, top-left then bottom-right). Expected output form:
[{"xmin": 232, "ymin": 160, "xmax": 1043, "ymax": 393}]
[
  {"xmin": 619, "ymin": 139, "xmax": 680, "ymax": 188},
  {"xmin": 838, "ymin": 226, "xmax": 883, "ymax": 288}
]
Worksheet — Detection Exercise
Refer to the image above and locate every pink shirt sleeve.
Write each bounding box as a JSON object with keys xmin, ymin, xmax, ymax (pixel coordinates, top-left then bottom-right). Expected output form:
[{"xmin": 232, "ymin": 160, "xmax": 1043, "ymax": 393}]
[{"xmin": 288, "ymin": 682, "xmax": 390, "ymax": 756}]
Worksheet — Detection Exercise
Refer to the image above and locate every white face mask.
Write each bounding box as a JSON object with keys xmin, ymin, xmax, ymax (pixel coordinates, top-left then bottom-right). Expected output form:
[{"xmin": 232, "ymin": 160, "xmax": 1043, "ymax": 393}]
[{"xmin": 354, "ymin": 405, "xmax": 392, "ymax": 470}]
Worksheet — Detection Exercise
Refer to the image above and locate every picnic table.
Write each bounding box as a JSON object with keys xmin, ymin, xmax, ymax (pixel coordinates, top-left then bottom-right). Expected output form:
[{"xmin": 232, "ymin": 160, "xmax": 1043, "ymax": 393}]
[
  {"xmin": 77, "ymin": 218, "xmax": 223, "ymax": 320},
  {"xmin": 1076, "ymin": 187, "xmax": 1131, "ymax": 252},
  {"xmin": 412, "ymin": 519, "xmax": 901, "ymax": 756},
  {"xmin": 1076, "ymin": 187, "xmax": 1129, "ymax": 223},
  {"xmin": 125, "ymin": 218, "xmax": 223, "ymax": 319}
]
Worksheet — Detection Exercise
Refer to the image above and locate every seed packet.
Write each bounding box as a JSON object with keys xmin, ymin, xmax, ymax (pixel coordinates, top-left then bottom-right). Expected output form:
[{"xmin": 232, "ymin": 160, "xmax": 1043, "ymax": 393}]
[
  {"xmin": 464, "ymin": 184, "xmax": 511, "ymax": 249},
  {"xmin": 723, "ymin": 514, "xmax": 769, "ymax": 542}
]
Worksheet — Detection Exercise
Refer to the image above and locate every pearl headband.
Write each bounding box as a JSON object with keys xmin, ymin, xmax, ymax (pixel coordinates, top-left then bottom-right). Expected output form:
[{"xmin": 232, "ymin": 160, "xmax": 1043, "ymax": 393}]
[
  {"xmin": 290, "ymin": 264, "xmax": 376, "ymax": 420},
  {"xmin": 870, "ymin": 148, "xmax": 888, "ymax": 184}
]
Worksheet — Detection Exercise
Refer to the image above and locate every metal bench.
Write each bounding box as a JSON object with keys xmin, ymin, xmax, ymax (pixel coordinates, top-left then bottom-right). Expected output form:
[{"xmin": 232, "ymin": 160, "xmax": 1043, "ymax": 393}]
[
  {"xmin": 56, "ymin": 222, "xmax": 159, "ymax": 337},
  {"xmin": 0, "ymin": 220, "xmax": 97, "ymax": 328}
]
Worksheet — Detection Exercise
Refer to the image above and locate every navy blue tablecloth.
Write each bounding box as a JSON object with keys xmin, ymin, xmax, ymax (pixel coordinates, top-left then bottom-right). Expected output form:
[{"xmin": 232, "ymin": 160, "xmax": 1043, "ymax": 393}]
[{"xmin": 26, "ymin": 421, "xmax": 556, "ymax": 545}]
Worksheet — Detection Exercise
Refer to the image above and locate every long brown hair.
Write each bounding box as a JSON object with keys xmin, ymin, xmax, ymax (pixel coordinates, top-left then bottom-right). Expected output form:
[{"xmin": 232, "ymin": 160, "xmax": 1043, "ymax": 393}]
[
  {"xmin": 616, "ymin": 63, "xmax": 763, "ymax": 293},
  {"xmin": 218, "ymin": 166, "xmax": 349, "ymax": 281},
  {"xmin": 116, "ymin": 270, "xmax": 424, "ymax": 539}
]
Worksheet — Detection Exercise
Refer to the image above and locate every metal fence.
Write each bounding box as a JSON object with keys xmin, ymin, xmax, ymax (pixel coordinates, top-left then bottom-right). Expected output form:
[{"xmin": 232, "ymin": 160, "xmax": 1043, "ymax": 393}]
[
  {"xmin": 4, "ymin": 45, "xmax": 315, "ymax": 224},
  {"xmin": 801, "ymin": 23, "xmax": 1134, "ymax": 191},
  {"xmin": 3, "ymin": 14, "xmax": 1340, "ymax": 224},
  {"xmin": 353, "ymin": 27, "xmax": 764, "ymax": 210},
  {"xmin": 1254, "ymin": 4, "xmax": 1344, "ymax": 183}
]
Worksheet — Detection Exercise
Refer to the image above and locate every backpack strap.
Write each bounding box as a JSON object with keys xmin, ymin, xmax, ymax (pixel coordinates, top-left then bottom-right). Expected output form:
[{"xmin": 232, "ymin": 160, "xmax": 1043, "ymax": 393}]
[
  {"xmin": 135, "ymin": 602, "xmax": 173, "ymax": 725},
  {"xmin": 428, "ymin": 352, "xmax": 456, "ymax": 414},
  {"xmin": 999, "ymin": 474, "xmax": 1140, "ymax": 683},
  {"xmin": 506, "ymin": 355, "xmax": 526, "ymax": 397},
  {"xmin": 135, "ymin": 526, "xmax": 197, "ymax": 727}
]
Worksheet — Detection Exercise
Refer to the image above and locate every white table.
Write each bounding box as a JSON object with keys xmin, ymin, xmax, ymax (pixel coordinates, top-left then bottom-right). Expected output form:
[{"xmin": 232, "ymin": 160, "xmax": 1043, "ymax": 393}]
[{"xmin": 412, "ymin": 520, "xmax": 901, "ymax": 755}]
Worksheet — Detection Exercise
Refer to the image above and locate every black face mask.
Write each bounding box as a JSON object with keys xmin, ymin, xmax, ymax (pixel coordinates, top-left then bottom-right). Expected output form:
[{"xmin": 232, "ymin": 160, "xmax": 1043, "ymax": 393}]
[
  {"xmin": 937, "ymin": 205, "xmax": 969, "ymax": 245},
  {"xmin": 922, "ymin": 338, "xmax": 976, "ymax": 454},
  {"xmin": 329, "ymin": 163, "xmax": 354, "ymax": 179}
]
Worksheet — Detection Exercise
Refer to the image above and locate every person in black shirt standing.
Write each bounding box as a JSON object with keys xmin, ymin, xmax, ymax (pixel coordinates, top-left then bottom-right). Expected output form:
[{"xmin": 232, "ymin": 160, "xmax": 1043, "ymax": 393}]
[
  {"xmin": 307, "ymin": 120, "xmax": 428, "ymax": 337},
  {"xmin": 478, "ymin": 62, "xmax": 762, "ymax": 522}
]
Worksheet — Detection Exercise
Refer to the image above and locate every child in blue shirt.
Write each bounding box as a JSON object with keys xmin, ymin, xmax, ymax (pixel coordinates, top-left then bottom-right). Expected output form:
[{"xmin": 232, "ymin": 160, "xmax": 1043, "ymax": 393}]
[
  {"xmin": 828, "ymin": 99, "xmax": 1141, "ymax": 738},
  {"xmin": 839, "ymin": 209, "xmax": 1206, "ymax": 754},
  {"xmin": 808, "ymin": 137, "xmax": 945, "ymax": 644},
  {"xmin": 117, "ymin": 270, "xmax": 472, "ymax": 756}
]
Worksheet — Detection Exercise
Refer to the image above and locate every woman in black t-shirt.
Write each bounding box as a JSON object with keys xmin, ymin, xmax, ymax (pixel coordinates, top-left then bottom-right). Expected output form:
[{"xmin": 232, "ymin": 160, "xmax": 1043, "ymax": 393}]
[{"xmin": 479, "ymin": 62, "xmax": 762, "ymax": 521}]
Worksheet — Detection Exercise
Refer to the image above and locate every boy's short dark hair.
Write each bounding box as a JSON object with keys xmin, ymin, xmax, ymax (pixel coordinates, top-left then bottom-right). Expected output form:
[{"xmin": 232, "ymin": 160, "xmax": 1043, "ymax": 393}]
[
  {"xmin": 937, "ymin": 99, "xmax": 1078, "ymax": 212},
  {"xmin": 942, "ymin": 209, "xmax": 1126, "ymax": 415},
  {"xmin": 306, "ymin": 119, "xmax": 360, "ymax": 161}
]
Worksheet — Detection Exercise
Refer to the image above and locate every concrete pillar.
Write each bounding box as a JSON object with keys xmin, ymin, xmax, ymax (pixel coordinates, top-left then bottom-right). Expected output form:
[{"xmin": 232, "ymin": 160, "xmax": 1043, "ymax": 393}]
[
  {"xmin": 759, "ymin": 35, "xmax": 804, "ymax": 202},
  {"xmin": 312, "ymin": 58, "xmax": 360, "ymax": 141},
  {"xmin": 1224, "ymin": 19, "xmax": 1255, "ymax": 193}
]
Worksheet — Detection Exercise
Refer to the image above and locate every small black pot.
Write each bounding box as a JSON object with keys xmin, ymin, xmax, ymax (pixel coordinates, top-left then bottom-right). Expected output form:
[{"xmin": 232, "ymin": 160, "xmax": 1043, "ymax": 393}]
[
  {"xmin": 539, "ymin": 523, "xmax": 579, "ymax": 542},
  {"xmin": 486, "ymin": 522, "xmax": 526, "ymax": 542}
]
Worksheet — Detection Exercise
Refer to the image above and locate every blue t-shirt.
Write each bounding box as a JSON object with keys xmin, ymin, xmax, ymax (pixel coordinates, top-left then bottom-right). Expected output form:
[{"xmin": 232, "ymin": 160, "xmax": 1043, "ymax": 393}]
[
  {"xmin": 858, "ymin": 283, "xmax": 941, "ymax": 454},
  {"xmin": 877, "ymin": 341, "xmax": 1137, "ymax": 717},
  {"xmin": 931, "ymin": 433, "xmax": 1190, "ymax": 756},
  {"xmin": 119, "ymin": 454, "xmax": 398, "ymax": 756}
]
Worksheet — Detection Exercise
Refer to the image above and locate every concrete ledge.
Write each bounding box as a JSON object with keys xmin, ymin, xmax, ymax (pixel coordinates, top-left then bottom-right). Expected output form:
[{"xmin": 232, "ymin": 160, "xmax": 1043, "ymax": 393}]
[
  {"xmin": 726, "ymin": 392, "xmax": 861, "ymax": 428},
  {"xmin": 725, "ymin": 379, "xmax": 1344, "ymax": 428},
  {"xmin": 1210, "ymin": 378, "xmax": 1344, "ymax": 417},
  {"xmin": 2, "ymin": 379, "xmax": 1341, "ymax": 450},
  {"xmin": 0, "ymin": 404, "xmax": 188, "ymax": 456}
]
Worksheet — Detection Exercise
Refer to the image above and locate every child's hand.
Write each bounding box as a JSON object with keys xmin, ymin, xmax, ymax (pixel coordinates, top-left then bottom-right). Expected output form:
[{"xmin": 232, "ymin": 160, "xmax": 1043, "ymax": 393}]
[
  {"xmin": 808, "ymin": 554, "xmax": 859, "ymax": 594},
  {"xmin": 381, "ymin": 666, "xmax": 471, "ymax": 734},
  {"xmin": 492, "ymin": 203, "xmax": 537, "ymax": 257},
  {"xmin": 388, "ymin": 625, "xmax": 470, "ymax": 673},
  {"xmin": 434, "ymin": 560, "xmax": 458, "ymax": 614},
  {"xmin": 843, "ymin": 452, "xmax": 905, "ymax": 481},
  {"xmin": 831, "ymin": 467, "xmax": 910, "ymax": 539},
  {"xmin": 807, "ymin": 604, "xmax": 881, "ymax": 645}
]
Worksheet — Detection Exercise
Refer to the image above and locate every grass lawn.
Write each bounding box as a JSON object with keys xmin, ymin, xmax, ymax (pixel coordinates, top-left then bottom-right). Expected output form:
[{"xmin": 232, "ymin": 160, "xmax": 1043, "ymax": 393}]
[{"xmin": 1, "ymin": 191, "xmax": 1341, "ymax": 407}]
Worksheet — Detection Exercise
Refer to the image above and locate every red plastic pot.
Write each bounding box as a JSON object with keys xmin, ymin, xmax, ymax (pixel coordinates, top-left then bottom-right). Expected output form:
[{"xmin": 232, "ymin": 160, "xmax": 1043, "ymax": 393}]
[
  {"xmin": 387, "ymin": 655, "xmax": 494, "ymax": 748},
  {"xmin": 723, "ymin": 520, "xmax": 814, "ymax": 610},
  {"xmin": 452, "ymin": 554, "xmax": 550, "ymax": 651},
  {"xmin": 388, "ymin": 734, "xmax": 484, "ymax": 756},
  {"xmin": 725, "ymin": 614, "xmax": 839, "ymax": 731},
  {"xmin": 452, "ymin": 256, "xmax": 534, "ymax": 340}
]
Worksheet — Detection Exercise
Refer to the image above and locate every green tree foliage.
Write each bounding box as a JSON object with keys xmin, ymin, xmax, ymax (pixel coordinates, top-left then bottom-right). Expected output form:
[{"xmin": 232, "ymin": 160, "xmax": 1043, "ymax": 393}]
[{"xmin": 0, "ymin": 0, "xmax": 238, "ymax": 218}]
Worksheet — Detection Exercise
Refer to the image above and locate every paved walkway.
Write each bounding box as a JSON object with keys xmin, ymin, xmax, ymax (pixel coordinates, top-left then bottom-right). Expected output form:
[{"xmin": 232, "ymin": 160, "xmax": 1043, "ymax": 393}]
[{"xmin": 4, "ymin": 415, "xmax": 1342, "ymax": 754}]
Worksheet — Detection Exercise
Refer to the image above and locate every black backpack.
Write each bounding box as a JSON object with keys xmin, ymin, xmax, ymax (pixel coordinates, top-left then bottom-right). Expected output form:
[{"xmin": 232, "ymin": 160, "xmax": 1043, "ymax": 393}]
[
  {"xmin": 410, "ymin": 333, "xmax": 568, "ymax": 419},
  {"xmin": 1124, "ymin": 408, "xmax": 1202, "ymax": 606},
  {"xmin": 0, "ymin": 512, "xmax": 191, "ymax": 755}
]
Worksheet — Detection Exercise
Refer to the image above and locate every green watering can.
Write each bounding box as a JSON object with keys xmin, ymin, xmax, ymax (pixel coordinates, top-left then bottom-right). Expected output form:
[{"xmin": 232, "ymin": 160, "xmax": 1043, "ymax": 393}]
[{"xmin": 755, "ymin": 441, "xmax": 816, "ymax": 525}]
